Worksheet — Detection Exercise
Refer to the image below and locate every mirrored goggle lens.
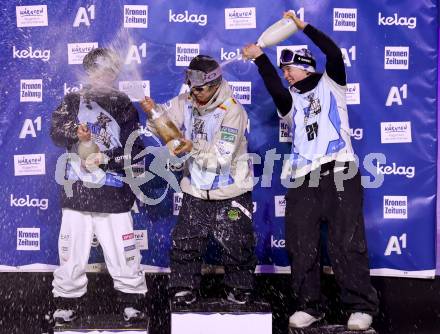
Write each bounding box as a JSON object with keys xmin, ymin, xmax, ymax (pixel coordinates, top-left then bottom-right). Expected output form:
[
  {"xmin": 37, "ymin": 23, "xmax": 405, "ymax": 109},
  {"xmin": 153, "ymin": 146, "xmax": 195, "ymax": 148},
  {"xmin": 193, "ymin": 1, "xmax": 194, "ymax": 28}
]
[
  {"xmin": 185, "ymin": 70, "xmax": 205, "ymax": 87},
  {"xmin": 280, "ymin": 50, "xmax": 295, "ymax": 65},
  {"xmin": 191, "ymin": 86, "xmax": 209, "ymax": 92}
]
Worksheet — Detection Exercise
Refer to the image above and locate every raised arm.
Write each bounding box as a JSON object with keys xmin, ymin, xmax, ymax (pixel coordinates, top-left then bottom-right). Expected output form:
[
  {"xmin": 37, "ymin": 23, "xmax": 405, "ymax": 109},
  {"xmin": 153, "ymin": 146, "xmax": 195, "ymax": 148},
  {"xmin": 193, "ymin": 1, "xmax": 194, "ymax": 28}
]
[
  {"xmin": 284, "ymin": 11, "xmax": 346, "ymax": 85},
  {"xmin": 302, "ymin": 24, "xmax": 346, "ymax": 85},
  {"xmin": 242, "ymin": 44, "xmax": 292, "ymax": 116}
]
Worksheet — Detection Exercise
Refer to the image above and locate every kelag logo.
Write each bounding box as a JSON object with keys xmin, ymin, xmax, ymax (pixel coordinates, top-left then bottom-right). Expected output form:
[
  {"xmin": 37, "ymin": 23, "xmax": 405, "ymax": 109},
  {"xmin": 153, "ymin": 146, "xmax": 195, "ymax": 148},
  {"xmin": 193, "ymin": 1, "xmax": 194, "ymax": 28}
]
[
  {"xmin": 350, "ymin": 128, "xmax": 363, "ymax": 140},
  {"xmin": 220, "ymin": 47, "xmax": 242, "ymax": 61},
  {"xmin": 169, "ymin": 9, "xmax": 207, "ymax": 26},
  {"xmin": 271, "ymin": 236, "xmax": 285, "ymax": 248},
  {"xmin": 64, "ymin": 82, "xmax": 83, "ymax": 95},
  {"xmin": 13, "ymin": 46, "xmax": 50, "ymax": 62},
  {"xmin": 10, "ymin": 194, "xmax": 48, "ymax": 210},
  {"xmin": 378, "ymin": 13, "xmax": 417, "ymax": 29},
  {"xmin": 376, "ymin": 162, "xmax": 415, "ymax": 179}
]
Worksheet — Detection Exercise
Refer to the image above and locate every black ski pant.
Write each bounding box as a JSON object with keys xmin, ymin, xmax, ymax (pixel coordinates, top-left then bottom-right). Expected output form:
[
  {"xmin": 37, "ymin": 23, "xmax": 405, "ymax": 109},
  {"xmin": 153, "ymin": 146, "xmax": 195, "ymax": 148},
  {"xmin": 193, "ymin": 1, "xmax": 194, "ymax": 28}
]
[
  {"xmin": 285, "ymin": 166, "xmax": 379, "ymax": 317},
  {"xmin": 169, "ymin": 192, "xmax": 256, "ymax": 291}
]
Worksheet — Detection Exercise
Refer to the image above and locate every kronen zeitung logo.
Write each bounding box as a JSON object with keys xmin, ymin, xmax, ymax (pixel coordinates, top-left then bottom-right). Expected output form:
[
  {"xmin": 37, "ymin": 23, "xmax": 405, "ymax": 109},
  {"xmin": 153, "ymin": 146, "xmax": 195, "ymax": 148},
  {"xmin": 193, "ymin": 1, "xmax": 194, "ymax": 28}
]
[
  {"xmin": 17, "ymin": 228, "xmax": 40, "ymax": 251},
  {"xmin": 383, "ymin": 196, "xmax": 408, "ymax": 219},
  {"xmin": 175, "ymin": 43, "xmax": 199, "ymax": 66},
  {"xmin": 20, "ymin": 79, "xmax": 42, "ymax": 102},
  {"xmin": 384, "ymin": 47, "xmax": 409, "ymax": 70},
  {"xmin": 124, "ymin": 5, "xmax": 148, "ymax": 28},
  {"xmin": 333, "ymin": 8, "xmax": 357, "ymax": 31}
]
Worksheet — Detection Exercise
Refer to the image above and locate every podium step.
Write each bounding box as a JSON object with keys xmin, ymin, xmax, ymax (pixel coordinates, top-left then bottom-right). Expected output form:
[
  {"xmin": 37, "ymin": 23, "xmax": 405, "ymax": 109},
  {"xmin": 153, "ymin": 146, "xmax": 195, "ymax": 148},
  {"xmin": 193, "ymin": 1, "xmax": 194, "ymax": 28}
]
[
  {"xmin": 52, "ymin": 313, "xmax": 149, "ymax": 333},
  {"xmin": 289, "ymin": 325, "xmax": 377, "ymax": 334},
  {"xmin": 171, "ymin": 298, "xmax": 272, "ymax": 334},
  {"xmin": 171, "ymin": 297, "xmax": 271, "ymax": 313}
]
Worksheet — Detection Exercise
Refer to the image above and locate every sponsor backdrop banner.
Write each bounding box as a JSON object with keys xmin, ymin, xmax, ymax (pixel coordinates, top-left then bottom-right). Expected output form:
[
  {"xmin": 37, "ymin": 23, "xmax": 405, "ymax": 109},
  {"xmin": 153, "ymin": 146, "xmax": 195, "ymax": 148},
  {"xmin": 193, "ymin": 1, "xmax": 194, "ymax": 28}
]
[{"xmin": 0, "ymin": 0, "xmax": 437, "ymax": 278}]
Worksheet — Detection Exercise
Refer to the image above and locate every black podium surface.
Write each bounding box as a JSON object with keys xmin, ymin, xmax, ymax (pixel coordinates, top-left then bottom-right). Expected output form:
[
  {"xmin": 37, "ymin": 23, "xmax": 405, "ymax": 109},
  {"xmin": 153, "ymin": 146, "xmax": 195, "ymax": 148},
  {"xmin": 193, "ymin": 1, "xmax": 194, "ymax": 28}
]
[
  {"xmin": 52, "ymin": 314, "xmax": 149, "ymax": 333},
  {"xmin": 171, "ymin": 297, "xmax": 271, "ymax": 313}
]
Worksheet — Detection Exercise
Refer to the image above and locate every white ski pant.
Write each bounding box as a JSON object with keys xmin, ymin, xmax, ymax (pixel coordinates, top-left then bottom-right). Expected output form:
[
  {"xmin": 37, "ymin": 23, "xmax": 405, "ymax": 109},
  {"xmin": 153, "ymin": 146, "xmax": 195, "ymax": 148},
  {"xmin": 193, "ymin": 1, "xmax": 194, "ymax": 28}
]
[{"xmin": 52, "ymin": 209, "xmax": 147, "ymax": 298}]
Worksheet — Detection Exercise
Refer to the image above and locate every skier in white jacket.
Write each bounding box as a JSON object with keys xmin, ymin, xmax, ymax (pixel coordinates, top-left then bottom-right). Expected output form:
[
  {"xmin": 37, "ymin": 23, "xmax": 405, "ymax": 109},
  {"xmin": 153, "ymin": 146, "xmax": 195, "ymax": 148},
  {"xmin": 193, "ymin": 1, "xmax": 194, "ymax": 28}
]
[{"xmin": 141, "ymin": 55, "xmax": 256, "ymax": 306}]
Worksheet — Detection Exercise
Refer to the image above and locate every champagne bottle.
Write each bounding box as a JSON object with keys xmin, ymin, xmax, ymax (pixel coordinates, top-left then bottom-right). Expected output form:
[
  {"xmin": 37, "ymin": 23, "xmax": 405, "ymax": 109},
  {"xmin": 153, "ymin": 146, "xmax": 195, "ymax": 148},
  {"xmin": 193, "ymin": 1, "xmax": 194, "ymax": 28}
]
[
  {"xmin": 256, "ymin": 11, "xmax": 298, "ymax": 48},
  {"xmin": 77, "ymin": 139, "xmax": 100, "ymax": 160},
  {"xmin": 142, "ymin": 105, "xmax": 184, "ymax": 152}
]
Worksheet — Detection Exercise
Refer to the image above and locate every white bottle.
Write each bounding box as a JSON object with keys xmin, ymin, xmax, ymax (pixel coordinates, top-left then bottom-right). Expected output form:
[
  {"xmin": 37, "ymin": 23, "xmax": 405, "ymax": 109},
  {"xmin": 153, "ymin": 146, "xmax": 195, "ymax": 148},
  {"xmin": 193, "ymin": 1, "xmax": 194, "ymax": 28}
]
[{"xmin": 256, "ymin": 11, "xmax": 298, "ymax": 48}]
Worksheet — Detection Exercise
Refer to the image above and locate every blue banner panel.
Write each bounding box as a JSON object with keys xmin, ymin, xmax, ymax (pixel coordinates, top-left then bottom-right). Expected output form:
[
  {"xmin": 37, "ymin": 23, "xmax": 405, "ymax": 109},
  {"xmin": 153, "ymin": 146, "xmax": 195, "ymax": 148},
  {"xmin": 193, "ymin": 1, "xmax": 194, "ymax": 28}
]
[{"xmin": 0, "ymin": 0, "xmax": 437, "ymax": 278}]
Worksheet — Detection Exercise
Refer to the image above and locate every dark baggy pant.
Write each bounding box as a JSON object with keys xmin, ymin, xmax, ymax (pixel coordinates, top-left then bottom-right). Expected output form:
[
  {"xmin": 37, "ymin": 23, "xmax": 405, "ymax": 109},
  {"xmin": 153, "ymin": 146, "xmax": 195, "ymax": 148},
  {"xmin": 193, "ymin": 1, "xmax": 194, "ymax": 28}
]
[
  {"xmin": 284, "ymin": 167, "xmax": 379, "ymax": 316},
  {"xmin": 169, "ymin": 192, "xmax": 256, "ymax": 291}
]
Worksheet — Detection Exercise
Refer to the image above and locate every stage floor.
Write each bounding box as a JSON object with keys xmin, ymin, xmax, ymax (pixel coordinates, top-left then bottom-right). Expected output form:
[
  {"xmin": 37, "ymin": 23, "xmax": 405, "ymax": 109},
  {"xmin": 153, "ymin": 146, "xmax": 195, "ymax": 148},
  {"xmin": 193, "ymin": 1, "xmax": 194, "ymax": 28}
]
[{"xmin": 1, "ymin": 272, "xmax": 439, "ymax": 334}]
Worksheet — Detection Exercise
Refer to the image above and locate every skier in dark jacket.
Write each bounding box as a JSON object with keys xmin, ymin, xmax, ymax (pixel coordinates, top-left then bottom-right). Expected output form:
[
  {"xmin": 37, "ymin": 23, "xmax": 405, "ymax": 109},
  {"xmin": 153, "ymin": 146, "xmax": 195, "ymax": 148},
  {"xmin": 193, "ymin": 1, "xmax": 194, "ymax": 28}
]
[{"xmin": 50, "ymin": 48, "xmax": 147, "ymax": 325}]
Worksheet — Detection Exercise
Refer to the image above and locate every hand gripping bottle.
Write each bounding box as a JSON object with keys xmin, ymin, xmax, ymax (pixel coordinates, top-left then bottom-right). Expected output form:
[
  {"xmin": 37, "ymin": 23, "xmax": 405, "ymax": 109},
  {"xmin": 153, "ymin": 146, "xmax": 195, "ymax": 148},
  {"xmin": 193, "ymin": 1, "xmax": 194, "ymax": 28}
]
[
  {"xmin": 143, "ymin": 107, "xmax": 184, "ymax": 152},
  {"xmin": 256, "ymin": 10, "xmax": 298, "ymax": 48},
  {"xmin": 78, "ymin": 140, "xmax": 100, "ymax": 160},
  {"xmin": 77, "ymin": 124, "xmax": 100, "ymax": 160}
]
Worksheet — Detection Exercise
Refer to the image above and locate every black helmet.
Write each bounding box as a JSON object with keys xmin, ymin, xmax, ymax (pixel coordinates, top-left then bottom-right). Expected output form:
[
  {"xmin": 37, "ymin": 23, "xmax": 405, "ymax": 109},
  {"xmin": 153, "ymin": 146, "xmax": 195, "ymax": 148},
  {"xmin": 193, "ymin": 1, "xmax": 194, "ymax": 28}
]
[{"xmin": 185, "ymin": 55, "xmax": 222, "ymax": 88}]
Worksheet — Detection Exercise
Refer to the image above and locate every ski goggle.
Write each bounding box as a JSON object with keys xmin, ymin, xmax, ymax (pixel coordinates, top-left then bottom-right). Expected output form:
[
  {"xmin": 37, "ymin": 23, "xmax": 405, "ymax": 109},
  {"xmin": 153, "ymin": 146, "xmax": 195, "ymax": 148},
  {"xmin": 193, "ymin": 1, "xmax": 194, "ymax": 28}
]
[
  {"xmin": 279, "ymin": 49, "xmax": 316, "ymax": 71},
  {"xmin": 185, "ymin": 67, "xmax": 222, "ymax": 88},
  {"xmin": 191, "ymin": 85, "xmax": 212, "ymax": 93}
]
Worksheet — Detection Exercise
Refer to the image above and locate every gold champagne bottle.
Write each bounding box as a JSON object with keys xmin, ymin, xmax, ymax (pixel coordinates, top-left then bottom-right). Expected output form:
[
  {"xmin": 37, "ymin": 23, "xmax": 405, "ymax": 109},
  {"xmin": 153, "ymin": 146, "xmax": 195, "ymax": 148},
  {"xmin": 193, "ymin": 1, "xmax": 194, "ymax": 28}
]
[{"xmin": 140, "ymin": 102, "xmax": 184, "ymax": 152}]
